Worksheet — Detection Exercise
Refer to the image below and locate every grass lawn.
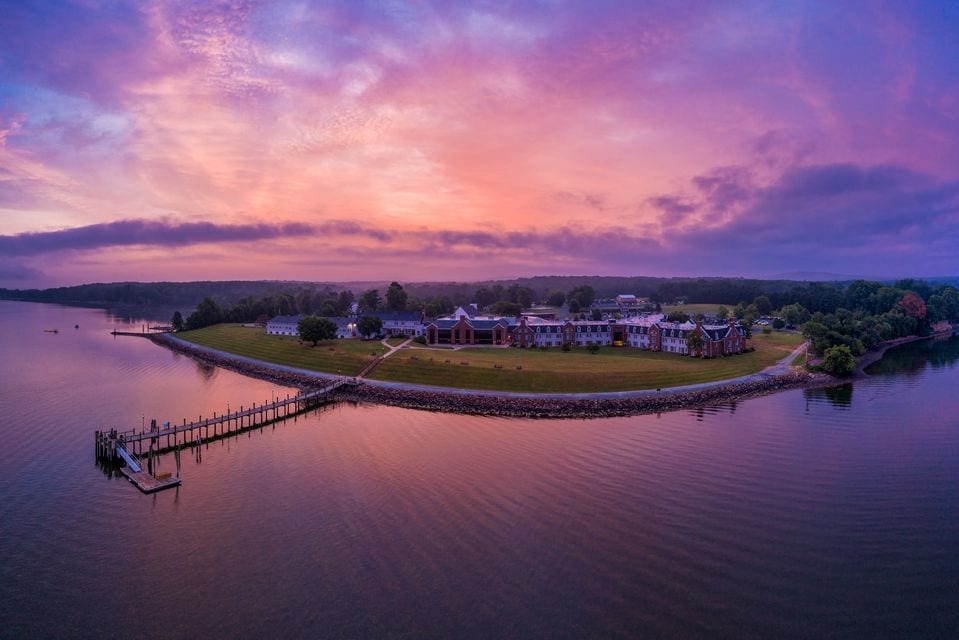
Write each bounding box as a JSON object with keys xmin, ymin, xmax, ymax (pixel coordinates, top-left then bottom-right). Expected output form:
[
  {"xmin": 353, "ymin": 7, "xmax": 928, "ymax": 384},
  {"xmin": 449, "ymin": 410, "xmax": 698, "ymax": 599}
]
[
  {"xmin": 175, "ymin": 324, "xmax": 388, "ymax": 376},
  {"xmin": 661, "ymin": 303, "xmax": 735, "ymax": 315},
  {"xmin": 385, "ymin": 336, "xmax": 409, "ymax": 347},
  {"xmin": 370, "ymin": 332, "xmax": 804, "ymax": 392}
]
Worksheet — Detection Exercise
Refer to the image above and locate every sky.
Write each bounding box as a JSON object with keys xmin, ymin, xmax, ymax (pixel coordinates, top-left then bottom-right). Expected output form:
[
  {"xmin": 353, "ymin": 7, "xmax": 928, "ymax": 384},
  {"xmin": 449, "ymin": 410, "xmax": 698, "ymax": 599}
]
[{"xmin": 1, "ymin": 0, "xmax": 958, "ymax": 287}]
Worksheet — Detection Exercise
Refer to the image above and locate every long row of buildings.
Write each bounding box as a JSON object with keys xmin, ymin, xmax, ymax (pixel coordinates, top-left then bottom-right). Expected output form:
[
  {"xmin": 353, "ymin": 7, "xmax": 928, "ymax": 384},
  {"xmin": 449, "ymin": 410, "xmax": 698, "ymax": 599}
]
[
  {"xmin": 425, "ymin": 305, "xmax": 748, "ymax": 357},
  {"xmin": 267, "ymin": 303, "xmax": 749, "ymax": 358}
]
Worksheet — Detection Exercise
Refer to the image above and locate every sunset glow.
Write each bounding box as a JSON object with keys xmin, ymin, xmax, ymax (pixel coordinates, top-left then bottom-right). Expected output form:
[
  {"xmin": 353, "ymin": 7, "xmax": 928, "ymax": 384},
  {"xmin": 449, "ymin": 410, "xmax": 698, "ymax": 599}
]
[{"xmin": 1, "ymin": 1, "xmax": 958, "ymax": 286}]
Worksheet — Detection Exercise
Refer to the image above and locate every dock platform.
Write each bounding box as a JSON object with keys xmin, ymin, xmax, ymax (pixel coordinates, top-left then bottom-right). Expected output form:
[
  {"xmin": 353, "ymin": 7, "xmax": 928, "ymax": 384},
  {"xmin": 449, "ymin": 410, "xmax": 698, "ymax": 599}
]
[{"xmin": 120, "ymin": 467, "xmax": 181, "ymax": 493}]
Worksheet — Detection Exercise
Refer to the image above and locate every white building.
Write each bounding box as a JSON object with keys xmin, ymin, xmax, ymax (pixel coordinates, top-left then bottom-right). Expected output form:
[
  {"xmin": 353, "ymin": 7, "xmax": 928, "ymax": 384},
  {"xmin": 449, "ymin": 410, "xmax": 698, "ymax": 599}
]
[
  {"xmin": 266, "ymin": 314, "xmax": 302, "ymax": 336},
  {"xmin": 266, "ymin": 314, "xmax": 356, "ymax": 339},
  {"xmin": 369, "ymin": 311, "xmax": 425, "ymax": 337}
]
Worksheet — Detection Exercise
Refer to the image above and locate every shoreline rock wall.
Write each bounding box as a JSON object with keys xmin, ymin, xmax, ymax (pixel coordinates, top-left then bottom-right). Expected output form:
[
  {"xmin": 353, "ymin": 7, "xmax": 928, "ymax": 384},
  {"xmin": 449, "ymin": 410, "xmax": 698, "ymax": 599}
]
[{"xmin": 339, "ymin": 372, "xmax": 817, "ymax": 418}]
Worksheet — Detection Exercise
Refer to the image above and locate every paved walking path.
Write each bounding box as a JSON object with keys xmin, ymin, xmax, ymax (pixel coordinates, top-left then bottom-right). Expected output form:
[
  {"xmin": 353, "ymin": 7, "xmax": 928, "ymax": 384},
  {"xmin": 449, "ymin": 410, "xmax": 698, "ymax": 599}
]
[
  {"xmin": 378, "ymin": 336, "xmax": 412, "ymax": 359},
  {"xmin": 158, "ymin": 334, "xmax": 809, "ymax": 401}
]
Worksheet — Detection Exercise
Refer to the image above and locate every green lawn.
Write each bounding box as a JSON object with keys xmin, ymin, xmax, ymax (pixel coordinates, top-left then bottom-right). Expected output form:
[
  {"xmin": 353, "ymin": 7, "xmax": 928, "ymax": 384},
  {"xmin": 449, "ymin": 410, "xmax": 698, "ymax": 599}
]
[
  {"xmin": 174, "ymin": 324, "xmax": 803, "ymax": 393},
  {"xmin": 175, "ymin": 324, "xmax": 387, "ymax": 376},
  {"xmin": 661, "ymin": 303, "xmax": 735, "ymax": 315},
  {"xmin": 369, "ymin": 332, "xmax": 804, "ymax": 392},
  {"xmin": 385, "ymin": 336, "xmax": 409, "ymax": 347}
]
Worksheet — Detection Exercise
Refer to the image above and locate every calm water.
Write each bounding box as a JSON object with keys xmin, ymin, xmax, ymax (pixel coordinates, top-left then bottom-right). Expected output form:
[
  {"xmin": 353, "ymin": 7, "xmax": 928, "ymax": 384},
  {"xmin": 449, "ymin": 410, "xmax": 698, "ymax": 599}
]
[{"xmin": 1, "ymin": 300, "xmax": 957, "ymax": 639}]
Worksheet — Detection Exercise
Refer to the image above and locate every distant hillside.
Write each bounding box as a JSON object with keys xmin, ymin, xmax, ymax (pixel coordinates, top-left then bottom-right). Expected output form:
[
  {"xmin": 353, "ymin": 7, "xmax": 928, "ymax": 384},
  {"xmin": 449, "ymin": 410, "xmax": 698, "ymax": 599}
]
[
  {"xmin": 1, "ymin": 275, "xmax": 809, "ymax": 311},
  {"xmin": 0, "ymin": 280, "xmax": 340, "ymax": 310},
  {"xmin": 768, "ymin": 271, "xmax": 862, "ymax": 282}
]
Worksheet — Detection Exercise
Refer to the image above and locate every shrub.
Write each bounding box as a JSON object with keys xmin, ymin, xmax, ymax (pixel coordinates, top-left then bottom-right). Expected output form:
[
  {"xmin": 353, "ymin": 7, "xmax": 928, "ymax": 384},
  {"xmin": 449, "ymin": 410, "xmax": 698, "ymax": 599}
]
[
  {"xmin": 561, "ymin": 344, "xmax": 571, "ymax": 352},
  {"xmin": 412, "ymin": 335, "xmax": 427, "ymax": 344},
  {"xmin": 822, "ymin": 344, "xmax": 856, "ymax": 377},
  {"xmin": 586, "ymin": 344, "xmax": 600, "ymax": 353}
]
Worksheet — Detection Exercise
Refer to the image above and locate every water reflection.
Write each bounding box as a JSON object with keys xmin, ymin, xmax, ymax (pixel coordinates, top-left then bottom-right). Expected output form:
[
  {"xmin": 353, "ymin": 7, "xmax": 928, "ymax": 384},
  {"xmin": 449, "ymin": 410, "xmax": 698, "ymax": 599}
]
[
  {"xmin": 195, "ymin": 359, "xmax": 217, "ymax": 379},
  {"xmin": 690, "ymin": 400, "xmax": 739, "ymax": 422},
  {"xmin": 805, "ymin": 383, "xmax": 854, "ymax": 409},
  {"xmin": 865, "ymin": 335, "xmax": 959, "ymax": 375}
]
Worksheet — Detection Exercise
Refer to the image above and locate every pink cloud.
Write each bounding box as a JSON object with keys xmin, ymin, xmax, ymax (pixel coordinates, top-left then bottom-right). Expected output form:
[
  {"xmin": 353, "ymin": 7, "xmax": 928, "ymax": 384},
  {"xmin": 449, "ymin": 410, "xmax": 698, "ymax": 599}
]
[{"xmin": 0, "ymin": 1, "xmax": 957, "ymax": 286}]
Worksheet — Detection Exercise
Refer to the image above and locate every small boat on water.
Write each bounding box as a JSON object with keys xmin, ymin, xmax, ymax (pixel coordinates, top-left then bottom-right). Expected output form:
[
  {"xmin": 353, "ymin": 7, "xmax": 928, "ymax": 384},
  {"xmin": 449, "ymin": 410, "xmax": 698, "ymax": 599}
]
[{"xmin": 44, "ymin": 329, "xmax": 59, "ymax": 334}]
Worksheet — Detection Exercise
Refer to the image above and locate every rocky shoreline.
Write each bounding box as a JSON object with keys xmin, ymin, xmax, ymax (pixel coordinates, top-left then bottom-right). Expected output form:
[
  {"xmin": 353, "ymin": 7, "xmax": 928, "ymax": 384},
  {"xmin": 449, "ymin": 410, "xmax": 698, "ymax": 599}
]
[
  {"xmin": 148, "ymin": 333, "xmax": 833, "ymax": 419},
  {"xmin": 338, "ymin": 371, "xmax": 828, "ymax": 418}
]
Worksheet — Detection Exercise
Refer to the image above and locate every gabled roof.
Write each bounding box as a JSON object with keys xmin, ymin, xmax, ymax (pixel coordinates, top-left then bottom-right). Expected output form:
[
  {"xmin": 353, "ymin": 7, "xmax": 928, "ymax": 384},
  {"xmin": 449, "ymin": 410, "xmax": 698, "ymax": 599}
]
[
  {"xmin": 268, "ymin": 314, "xmax": 304, "ymax": 324},
  {"xmin": 453, "ymin": 304, "xmax": 480, "ymax": 318},
  {"xmin": 703, "ymin": 327, "xmax": 726, "ymax": 341}
]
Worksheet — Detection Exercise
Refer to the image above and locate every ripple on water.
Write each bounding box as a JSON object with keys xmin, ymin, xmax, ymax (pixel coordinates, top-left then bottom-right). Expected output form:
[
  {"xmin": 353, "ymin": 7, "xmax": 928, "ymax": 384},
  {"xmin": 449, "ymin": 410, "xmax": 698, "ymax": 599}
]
[{"xmin": 1, "ymin": 302, "xmax": 958, "ymax": 637}]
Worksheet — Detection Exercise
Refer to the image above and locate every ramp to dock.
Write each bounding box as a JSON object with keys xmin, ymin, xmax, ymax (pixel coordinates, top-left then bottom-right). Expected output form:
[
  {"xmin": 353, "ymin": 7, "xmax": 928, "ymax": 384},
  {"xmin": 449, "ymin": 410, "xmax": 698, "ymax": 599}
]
[{"xmin": 115, "ymin": 446, "xmax": 141, "ymax": 472}]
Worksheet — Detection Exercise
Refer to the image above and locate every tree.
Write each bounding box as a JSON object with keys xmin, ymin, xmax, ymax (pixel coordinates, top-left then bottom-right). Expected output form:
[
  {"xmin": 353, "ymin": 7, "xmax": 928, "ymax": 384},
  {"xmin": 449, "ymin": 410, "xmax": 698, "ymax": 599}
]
[
  {"xmin": 473, "ymin": 287, "xmax": 497, "ymax": 308},
  {"xmin": 845, "ymin": 280, "xmax": 881, "ymax": 310},
  {"xmin": 337, "ymin": 290, "xmax": 355, "ymax": 314},
  {"xmin": 271, "ymin": 292, "xmax": 296, "ymax": 316},
  {"xmin": 898, "ymin": 292, "xmax": 927, "ymax": 320},
  {"xmin": 716, "ymin": 305, "xmax": 729, "ymax": 320},
  {"xmin": 666, "ymin": 311, "xmax": 690, "ymax": 323},
  {"xmin": 591, "ymin": 308, "xmax": 603, "ymax": 321},
  {"xmin": 753, "ymin": 295, "xmax": 772, "ymax": 315},
  {"xmin": 171, "ymin": 311, "xmax": 184, "ymax": 332},
  {"xmin": 741, "ymin": 317, "xmax": 754, "ymax": 338},
  {"xmin": 568, "ymin": 285, "xmax": 595, "ymax": 309},
  {"xmin": 297, "ymin": 290, "xmax": 315, "ymax": 315},
  {"xmin": 357, "ymin": 315, "xmax": 383, "ymax": 338},
  {"xmin": 514, "ymin": 286, "xmax": 534, "ymax": 309},
  {"xmin": 359, "ymin": 289, "xmax": 381, "ymax": 312},
  {"xmin": 318, "ymin": 300, "xmax": 339, "ymax": 317},
  {"xmin": 298, "ymin": 316, "xmax": 338, "ymax": 346},
  {"xmin": 425, "ymin": 295, "xmax": 454, "ymax": 318},
  {"xmin": 489, "ymin": 301, "xmax": 523, "ymax": 316},
  {"xmin": 781, "ymin": 303, "xmax": 810, "ymax": 326},
  {"xmin": 772, "ymin": 318, "xmax": 786, "ymax": 330},
  {"xmin": 385, "ymin": 282, "xmax": 408, "ymax": 312},
  {"xmin": 568, "ymin": 299, "xmax": 581, "ymax": 313},
  {"xmin": 186, "ymin": 297, "xmax": 222, "ymax": 330},
  {"xmin": 822, "ymin": 344, "xmax": 856, "ymax": 377},
  {"xmin": 687, "ymin": 331, "xmax": 703, "ymax": 357},
  {"xmin": 868, "ymin": 287, "xmax": 903, "ymax": 315},
  {"xmin": 546, "ymin": 289, "xmax": 566, "ymax": 307}
]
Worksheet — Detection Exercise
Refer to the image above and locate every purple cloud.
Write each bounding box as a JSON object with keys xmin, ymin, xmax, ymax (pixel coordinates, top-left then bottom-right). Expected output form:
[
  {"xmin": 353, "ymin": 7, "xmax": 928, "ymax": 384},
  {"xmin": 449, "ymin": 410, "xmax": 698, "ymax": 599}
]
[
  {"xmin": 651, "ymin": 161, "xmax": 959, "ymax": 274},
  {"xmin": 0, "ymin": 220, "xmax": 316, "ymax": 256}
]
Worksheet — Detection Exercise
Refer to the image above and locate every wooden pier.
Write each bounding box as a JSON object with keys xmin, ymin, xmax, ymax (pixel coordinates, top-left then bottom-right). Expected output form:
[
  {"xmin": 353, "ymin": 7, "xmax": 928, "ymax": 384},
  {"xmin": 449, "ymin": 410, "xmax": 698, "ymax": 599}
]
[{"xmin": 95, "ymin": 378, "xmax": 358, "ymax": 492}]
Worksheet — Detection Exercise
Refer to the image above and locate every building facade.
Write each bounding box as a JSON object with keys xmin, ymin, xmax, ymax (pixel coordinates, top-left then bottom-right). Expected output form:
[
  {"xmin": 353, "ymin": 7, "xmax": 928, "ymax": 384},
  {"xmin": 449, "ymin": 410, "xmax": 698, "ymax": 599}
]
[
  {"xmin": 266, "ymin": 314, "xmax": 356, "ymax": 339},
  {"xmin": 369, "ymin": 311, "xmax": 425, "ymax": 337}
]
